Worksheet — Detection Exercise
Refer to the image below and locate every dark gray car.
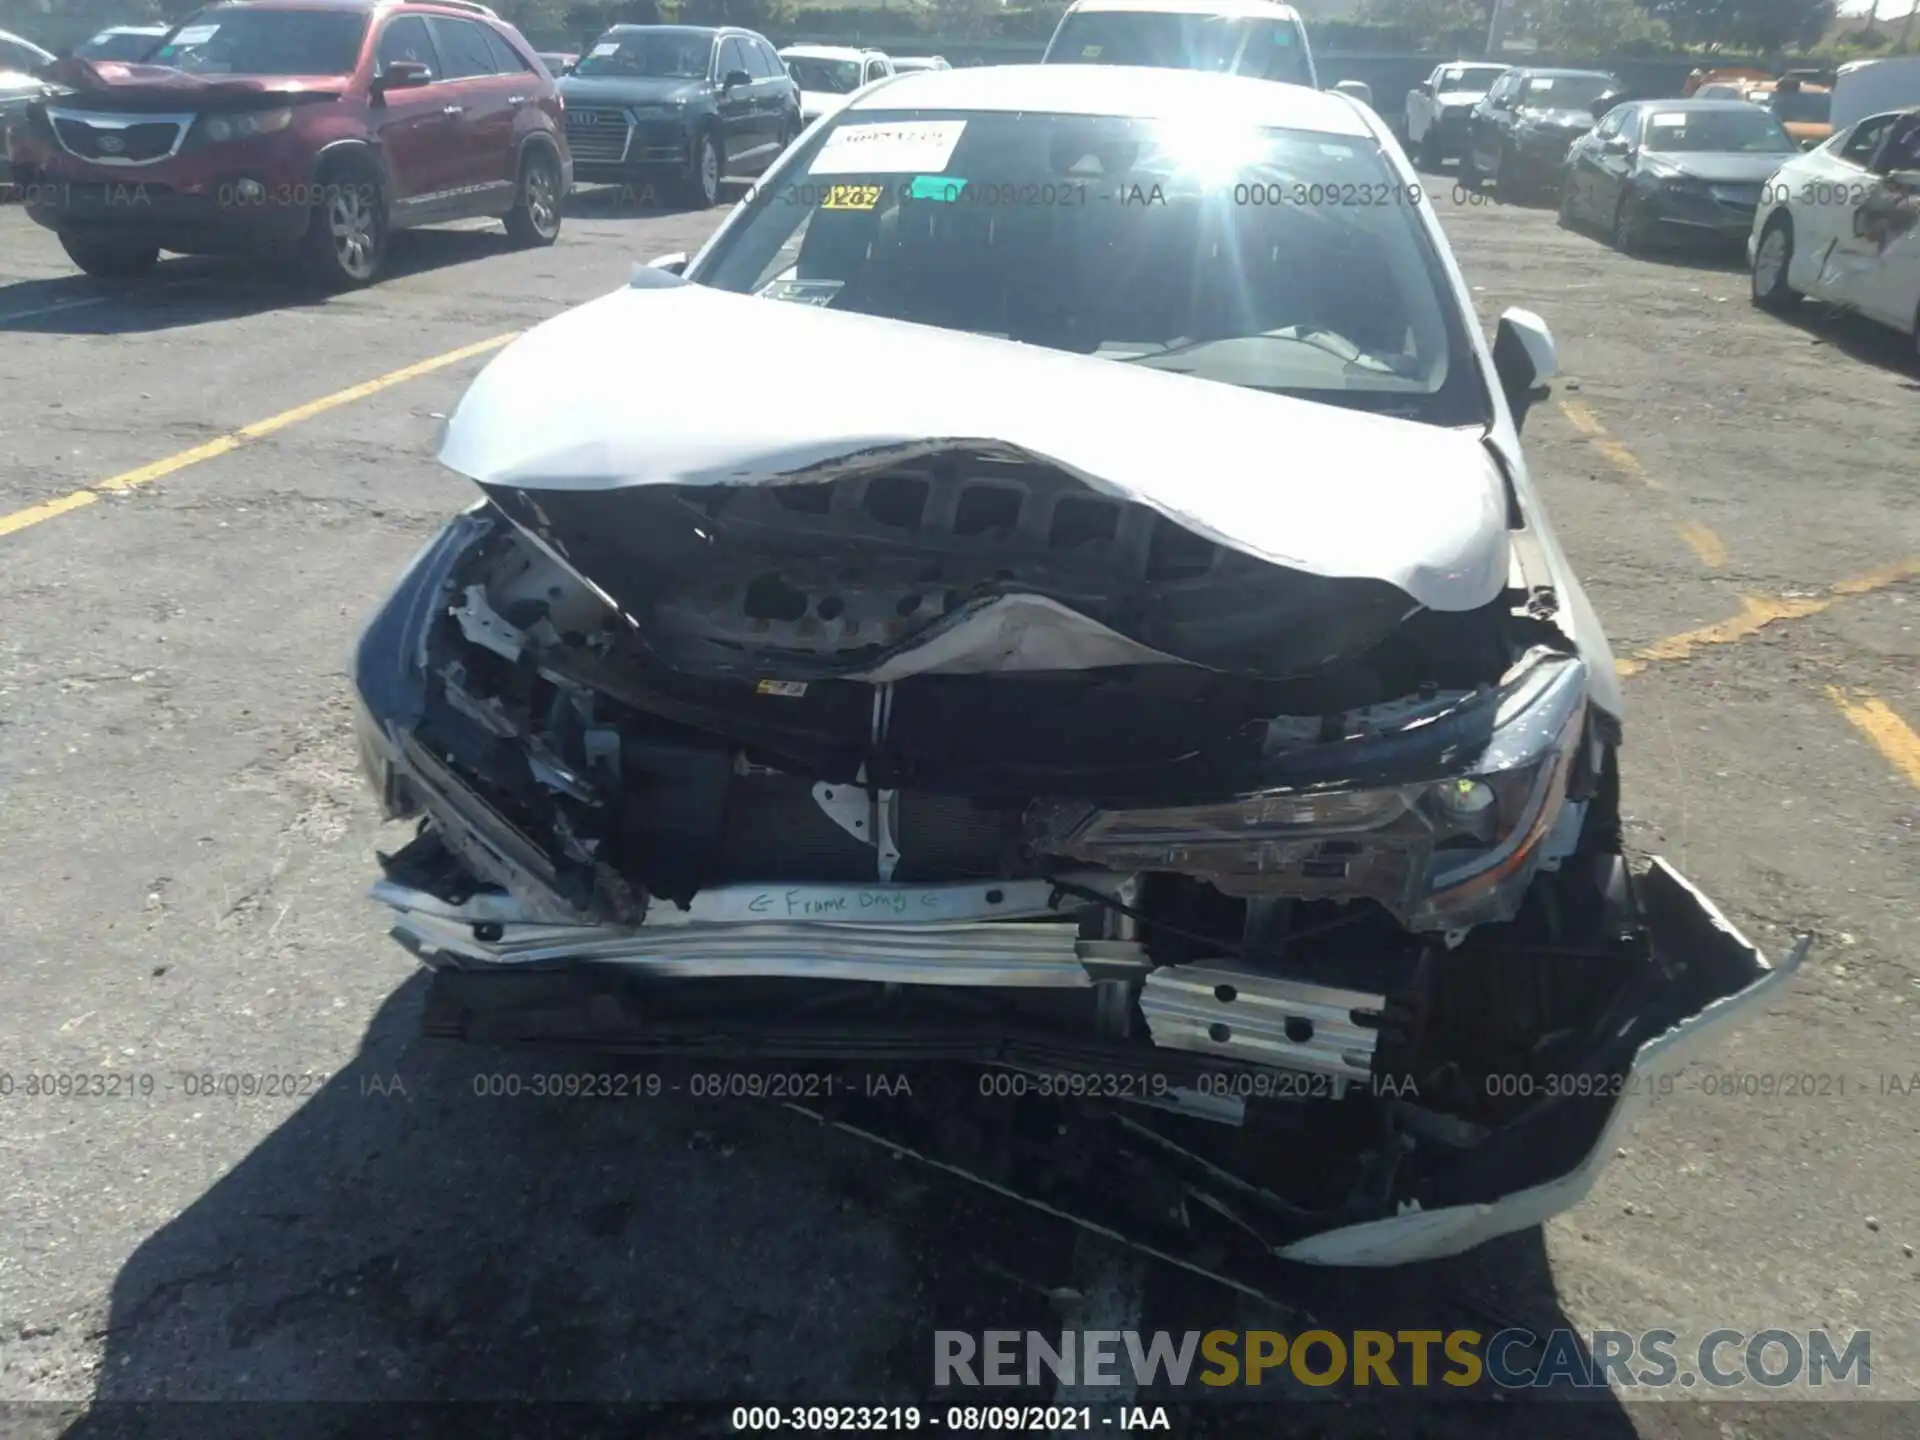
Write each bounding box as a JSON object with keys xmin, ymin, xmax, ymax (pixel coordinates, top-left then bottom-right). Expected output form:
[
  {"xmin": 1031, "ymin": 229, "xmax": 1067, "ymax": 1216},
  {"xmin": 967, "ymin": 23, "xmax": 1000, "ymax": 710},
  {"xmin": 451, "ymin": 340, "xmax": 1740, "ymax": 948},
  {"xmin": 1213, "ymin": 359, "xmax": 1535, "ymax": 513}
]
[
  {"xmin": 560, "ymin": 24, "xmax": 800, "ymax": 208},
  {"xmin": 1560, "ymin": 100, "xmax": 1801, "ymax": 253}
]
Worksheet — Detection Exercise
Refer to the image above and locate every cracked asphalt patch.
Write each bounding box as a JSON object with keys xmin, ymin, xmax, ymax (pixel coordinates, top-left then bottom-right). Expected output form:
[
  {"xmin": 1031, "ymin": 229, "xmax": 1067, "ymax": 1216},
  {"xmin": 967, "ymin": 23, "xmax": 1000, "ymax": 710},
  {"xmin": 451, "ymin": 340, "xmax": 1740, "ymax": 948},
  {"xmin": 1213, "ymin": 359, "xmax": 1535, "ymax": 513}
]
[{"xmin": 0, "ymin": 179, "xmax": 1916, "ymax": 1436}]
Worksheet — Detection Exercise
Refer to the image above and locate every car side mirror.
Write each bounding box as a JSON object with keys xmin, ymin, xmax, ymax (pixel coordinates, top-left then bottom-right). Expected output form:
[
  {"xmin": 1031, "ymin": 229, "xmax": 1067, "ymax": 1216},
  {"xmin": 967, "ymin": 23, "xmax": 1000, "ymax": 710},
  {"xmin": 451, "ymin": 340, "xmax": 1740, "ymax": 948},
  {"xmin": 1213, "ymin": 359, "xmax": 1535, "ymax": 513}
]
[
  {"xmin": 723, "ymin": 68, "xmax": 751, "ymax": 89},
  {"xmin": 647, "ymin": 252, "xmax": 688, "ymax": 275},
  {"xmin": 1602, "ymin": 135, "xmax": 1632, "ymax": 155},
  {"xmin": 1492, "ymin": 308, "xmax": 1556, "ymax": 431},
  {"xmin": 1415, "ymin": 81, "xmax": 1432, "ymax": 96},
  {"xmin": 374, "ymin": 59, "xmax": 431, "ymax": 94}
]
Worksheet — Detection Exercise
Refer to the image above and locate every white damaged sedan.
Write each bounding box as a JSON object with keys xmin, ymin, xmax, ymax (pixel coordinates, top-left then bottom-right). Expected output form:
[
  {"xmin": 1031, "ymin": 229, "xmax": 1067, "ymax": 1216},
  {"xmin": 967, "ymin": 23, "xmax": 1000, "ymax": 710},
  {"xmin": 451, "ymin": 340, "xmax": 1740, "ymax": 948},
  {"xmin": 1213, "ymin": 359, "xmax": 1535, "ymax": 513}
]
[{"xmin": 353, "ymin": 66, "xmax": 1805, "ymax": 1274}]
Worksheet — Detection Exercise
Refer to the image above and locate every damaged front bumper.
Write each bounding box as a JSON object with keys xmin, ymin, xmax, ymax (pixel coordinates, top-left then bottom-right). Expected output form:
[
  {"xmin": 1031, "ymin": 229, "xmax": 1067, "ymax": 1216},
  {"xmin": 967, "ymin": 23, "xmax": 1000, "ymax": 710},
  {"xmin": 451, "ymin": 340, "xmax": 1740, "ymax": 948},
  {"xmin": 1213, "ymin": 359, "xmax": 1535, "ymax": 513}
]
[{"xmin": 378, "ymin": 837, "xmax": 1803, "ymax": 1270}]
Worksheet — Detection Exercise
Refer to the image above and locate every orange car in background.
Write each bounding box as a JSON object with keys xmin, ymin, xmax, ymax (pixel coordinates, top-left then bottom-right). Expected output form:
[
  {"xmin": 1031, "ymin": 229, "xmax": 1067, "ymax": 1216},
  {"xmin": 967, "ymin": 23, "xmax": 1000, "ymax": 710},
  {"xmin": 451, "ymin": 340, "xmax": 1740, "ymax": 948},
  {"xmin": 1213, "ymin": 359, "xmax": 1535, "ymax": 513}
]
[
  {"xmin": 1683, "ymin": 65, "xmax": 1772, "ymax": 97},
  {"xmin": 1752, "ymin": 78, "xmax": 1835, "ymax": 148}
]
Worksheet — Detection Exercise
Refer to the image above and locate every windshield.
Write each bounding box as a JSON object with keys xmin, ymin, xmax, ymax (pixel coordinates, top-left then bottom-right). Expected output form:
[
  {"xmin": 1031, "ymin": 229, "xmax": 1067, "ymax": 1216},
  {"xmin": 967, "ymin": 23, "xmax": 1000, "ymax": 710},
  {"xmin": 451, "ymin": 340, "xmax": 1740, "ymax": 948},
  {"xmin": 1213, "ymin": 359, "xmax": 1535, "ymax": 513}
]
[
  {"xmin": 693, "ymin": 109, "xmax": 1482, "ymax": 425},
  {"xmin": 1642, "ymin": 108, "xmax": 1797, "ymax": 154},
  {"xmin": 786, "ymin": 56, "xmax": 863, "ymax": 94},
  {"xmin": 1769, "ymin": 90, "xmax": 1831, "ymax": 124},
  {"xmin": 573, "ymin": 29, "xmax": 713, "ymax": 80},
  {"xmin": 78, "ymin": 31, "xmax": 164, "ymax": 62},
  {"xmin": 149, "ymin": 8, "xmax": 366, "ymax": 76},
  {"xmin": 1437, "ymin": 64, "xmax": 1505, "ymax": 91},
  {"xmin": 1518, "ymin": 75, "xmax": 1612, "ymax": 110},
  {"xmin": 1046, "ymin": 13, "xmax": 1314, "ymax": 87}
]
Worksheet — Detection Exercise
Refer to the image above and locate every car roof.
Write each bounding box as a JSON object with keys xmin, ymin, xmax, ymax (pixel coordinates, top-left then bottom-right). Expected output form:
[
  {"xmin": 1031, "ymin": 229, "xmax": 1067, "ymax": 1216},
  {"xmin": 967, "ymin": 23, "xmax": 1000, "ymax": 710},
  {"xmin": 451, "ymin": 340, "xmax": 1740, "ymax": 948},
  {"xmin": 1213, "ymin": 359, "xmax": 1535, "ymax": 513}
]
[
  {"xmin": 1626, "ymin": 98, "xmax": 1772, "ymax": 112},
  {"xmin": 848, "ymin": 64, "xmax": 1368, "ymax": 136},
  {"xmin": 604, "ymin": 23, "xmax": 735, "ymax": 36},
  {"xmin": 1062, "ymin": 0, "xmax": 1302, "ymax": 17},
  {"xmin": 780, "ymin": 44, "xmax": 878, "ymax": 59},
  {"xmin": 1514, "ymin": 68, "xmax": 1615, "ymax": 79}
]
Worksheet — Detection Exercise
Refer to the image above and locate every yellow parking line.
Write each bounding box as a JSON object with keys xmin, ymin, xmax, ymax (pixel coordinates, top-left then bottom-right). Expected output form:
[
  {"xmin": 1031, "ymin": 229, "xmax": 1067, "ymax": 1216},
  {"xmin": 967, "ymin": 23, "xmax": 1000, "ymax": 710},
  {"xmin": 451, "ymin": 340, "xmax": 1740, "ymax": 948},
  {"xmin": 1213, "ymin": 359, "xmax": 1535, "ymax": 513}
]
[
  {"xmin": 1617, "ymin": 558, "xmax": 1920, "ymax": 678},
  {"xmin": 1558, "ymin": 399, "xmax": 1607, "ymax": 436},
  {"xmin": 1827, "ymin": 688, "xmax": 1920, "ymax": 790},
  {"xmin": 1678, "ymin": 521, "xmax": 1728, "ymax": 569},
  {"xmin": 0, "ymin": 332, "xmax": 519, "ymax": 538}
]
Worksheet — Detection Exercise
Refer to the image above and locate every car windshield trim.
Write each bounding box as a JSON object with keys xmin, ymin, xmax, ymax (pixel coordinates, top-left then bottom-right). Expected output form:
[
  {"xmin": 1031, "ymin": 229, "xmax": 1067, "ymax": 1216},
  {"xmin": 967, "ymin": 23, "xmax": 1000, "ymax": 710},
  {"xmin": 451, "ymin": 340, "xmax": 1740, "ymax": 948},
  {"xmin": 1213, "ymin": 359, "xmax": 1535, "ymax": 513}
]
[
  {"xmin": 148, "ymin": 7, "xmax": 369, "ymax": 77},
  {"xmin": 691, "ymin": 108, "xmax": 1490, "ymax": 428}
]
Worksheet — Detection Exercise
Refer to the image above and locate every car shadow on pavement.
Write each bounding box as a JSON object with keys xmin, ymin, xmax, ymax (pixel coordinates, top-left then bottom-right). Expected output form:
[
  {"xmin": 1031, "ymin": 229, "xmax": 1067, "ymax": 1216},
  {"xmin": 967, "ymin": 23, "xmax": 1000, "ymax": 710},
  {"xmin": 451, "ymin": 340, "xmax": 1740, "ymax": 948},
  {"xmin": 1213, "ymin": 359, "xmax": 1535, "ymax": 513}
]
[
  {"xmin": 0, "ymin": 227, "xmax": 528, "ymax": 336},
  {"xmin": 52, "ymin": 977, "xmax": 1644, "ymax": 1435},
  {"xmin": 1771, "ymin": 301, "xmax": 1920, "ymax": 380}
]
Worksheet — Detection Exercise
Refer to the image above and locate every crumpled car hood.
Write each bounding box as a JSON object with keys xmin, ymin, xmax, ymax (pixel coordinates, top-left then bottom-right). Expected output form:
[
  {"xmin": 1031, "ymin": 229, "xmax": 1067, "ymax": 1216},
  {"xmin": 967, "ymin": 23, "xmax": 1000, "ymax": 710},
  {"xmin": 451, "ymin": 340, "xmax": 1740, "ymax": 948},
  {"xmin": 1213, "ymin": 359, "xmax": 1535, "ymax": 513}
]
[
  {"xmin": 437, "ymin": 281, "xmax": 1511, "ymax": 615},
  {"xmin": 39, "ymin": 56, "xmax": 347, "ymax": 100}
]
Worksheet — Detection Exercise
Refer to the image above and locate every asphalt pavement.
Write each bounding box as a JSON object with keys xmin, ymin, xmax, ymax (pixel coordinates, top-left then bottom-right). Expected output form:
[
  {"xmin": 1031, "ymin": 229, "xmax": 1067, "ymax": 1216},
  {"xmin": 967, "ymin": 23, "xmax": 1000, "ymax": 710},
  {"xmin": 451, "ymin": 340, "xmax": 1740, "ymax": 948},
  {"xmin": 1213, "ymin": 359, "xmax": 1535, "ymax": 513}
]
[{"xmin": 0, "ymin": 173, "xmax": 1916, "ymax": 1439}]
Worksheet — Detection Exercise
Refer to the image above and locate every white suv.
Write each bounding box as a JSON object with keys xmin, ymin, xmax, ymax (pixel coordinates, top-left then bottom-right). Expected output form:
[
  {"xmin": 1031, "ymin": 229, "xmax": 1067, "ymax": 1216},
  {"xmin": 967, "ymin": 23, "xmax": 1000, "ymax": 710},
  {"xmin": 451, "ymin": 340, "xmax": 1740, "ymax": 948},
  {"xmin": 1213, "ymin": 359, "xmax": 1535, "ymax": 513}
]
[{"xmin": 1042, "ymin": 0, "xmax": 1316, "ymax": 89}]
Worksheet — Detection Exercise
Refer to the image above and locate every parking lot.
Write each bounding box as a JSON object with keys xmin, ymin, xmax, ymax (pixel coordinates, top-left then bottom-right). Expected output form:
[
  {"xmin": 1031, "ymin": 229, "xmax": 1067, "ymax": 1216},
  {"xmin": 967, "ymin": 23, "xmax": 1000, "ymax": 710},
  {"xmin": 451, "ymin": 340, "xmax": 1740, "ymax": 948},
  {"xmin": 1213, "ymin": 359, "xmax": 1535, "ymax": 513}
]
[{"xmin": 0, "ymin": 171, "xmax": 1916, "ymax": 1438}]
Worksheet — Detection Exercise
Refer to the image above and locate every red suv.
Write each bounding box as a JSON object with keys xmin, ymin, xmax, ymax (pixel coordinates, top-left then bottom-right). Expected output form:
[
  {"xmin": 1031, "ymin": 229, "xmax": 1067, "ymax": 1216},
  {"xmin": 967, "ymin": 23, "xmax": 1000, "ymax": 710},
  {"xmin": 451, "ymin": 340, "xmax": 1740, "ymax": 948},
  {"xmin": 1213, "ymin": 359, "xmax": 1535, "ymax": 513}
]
[{"xmin": 6, "ymin": 0, "xmax": 570, "ymax": 288}]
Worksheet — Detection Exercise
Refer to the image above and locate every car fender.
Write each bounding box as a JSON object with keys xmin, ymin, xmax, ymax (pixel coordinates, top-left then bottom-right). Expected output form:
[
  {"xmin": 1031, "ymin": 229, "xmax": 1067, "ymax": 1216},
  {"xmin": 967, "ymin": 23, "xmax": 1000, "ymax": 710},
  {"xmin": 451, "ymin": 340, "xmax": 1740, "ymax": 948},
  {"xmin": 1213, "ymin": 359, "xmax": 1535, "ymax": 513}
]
[
  {"xmin": 513, "ymin": 126, "xmax": 565, "ymax": 178},
  {"xmin": 310, "ymin": 136, "xmax": 393, "ymax": 197}
]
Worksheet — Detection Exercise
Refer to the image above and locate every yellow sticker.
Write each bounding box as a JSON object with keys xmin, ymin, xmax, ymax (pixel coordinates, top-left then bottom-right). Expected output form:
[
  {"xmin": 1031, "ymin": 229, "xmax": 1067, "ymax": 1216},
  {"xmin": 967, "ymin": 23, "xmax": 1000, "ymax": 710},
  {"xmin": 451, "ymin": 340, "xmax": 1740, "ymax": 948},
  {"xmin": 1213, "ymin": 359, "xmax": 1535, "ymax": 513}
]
[
  {"xmin": 756, "ymin": 679, "xmax": 808, "ymax": 697},
  {"xmin": 821, "ymin": 183, "xmax": 883, "ymax": 211}
]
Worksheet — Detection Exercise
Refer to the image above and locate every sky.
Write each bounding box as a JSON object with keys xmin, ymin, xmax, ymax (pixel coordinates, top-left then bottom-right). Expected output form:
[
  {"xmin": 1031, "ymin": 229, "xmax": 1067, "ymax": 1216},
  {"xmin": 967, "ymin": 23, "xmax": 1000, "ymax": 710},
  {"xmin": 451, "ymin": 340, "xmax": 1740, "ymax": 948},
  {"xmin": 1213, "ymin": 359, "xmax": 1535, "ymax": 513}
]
[{"xmin": 1836, "ymin": 0, "xmax": 1920, "ymax": 20}]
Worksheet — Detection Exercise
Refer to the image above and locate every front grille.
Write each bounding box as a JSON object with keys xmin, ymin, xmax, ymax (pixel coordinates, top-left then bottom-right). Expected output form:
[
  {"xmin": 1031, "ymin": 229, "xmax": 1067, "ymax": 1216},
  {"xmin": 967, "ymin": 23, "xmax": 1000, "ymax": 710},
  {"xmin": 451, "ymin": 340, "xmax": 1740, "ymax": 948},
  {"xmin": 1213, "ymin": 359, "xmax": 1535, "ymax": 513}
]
[
  {"xmin": 49, "ymin": 111, "xmax": 190, "ymax": 165},
  {"xmin": 565, "ymin": 108, "xmax": 630, "ymax": 164}
]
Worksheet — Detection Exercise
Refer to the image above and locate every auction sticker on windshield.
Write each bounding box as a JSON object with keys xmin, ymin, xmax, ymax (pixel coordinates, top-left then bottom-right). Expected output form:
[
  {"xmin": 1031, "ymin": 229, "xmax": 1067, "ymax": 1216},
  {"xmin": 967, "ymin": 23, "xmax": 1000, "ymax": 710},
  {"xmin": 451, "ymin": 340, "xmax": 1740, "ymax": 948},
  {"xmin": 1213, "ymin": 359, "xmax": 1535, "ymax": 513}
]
[
  {"xmin": 589, "ymin": 41, "xmax": 620, "ymax": 57},
  {"xmin": 171, "ymin": 24, "xmax": 220, "ymax": 46},
  {"xmin": 811, "ymin": 121, "xmax": 967, "ymax": 176}
]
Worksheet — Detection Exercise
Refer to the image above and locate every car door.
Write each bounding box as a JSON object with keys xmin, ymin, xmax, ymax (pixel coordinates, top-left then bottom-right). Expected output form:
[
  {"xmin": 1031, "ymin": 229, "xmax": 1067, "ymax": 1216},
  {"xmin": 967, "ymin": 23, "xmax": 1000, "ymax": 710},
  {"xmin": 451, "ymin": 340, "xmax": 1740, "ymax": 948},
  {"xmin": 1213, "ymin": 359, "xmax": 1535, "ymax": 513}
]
[
  {"xmin": 370, "ymin": 14, "xmax": 459, "ymax": 208},
  {"xmin": 1583, "ymin": 104, "xmax": 1639, "ymax": 221},
  {"xmin": 755, "ymin": 38, "xmax": 798, "ymax": 142},
  {"xmin": 1407, "ymin": 66, "xmax": 1438, "ymax": 142},
  {"xmin": 716, "ymin": 36, "xmax": 756, "ymax": 163},
  {"xmin": 744, "ymin": 36, "xmax": 790, "ymax": 158},
  {"xmin": 1799, "ymin": 111, "xmax": 1902, "ymax": 302},
  {"xmin": 1841, "ymin": 112, "xmax": 1920, "ymax": 327},
  {"xmin": 1470, "ymin": 75, "xmax": 1516, "ymax": 171},
  {"xmin": 481, "ymin": 24, "xmax": 547, "ymax": 183},
  {"xmin": 426, "ymin": 16, "xmax": 514, "ymax": 209}
]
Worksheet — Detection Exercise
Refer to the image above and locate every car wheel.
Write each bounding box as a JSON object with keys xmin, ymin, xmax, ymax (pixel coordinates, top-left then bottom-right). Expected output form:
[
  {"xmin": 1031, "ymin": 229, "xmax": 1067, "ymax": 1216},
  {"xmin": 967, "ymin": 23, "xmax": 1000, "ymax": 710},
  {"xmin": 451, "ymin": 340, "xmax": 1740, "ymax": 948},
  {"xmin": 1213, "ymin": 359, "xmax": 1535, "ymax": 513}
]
[
  {"xmin": 504, "ymin": 147, "xmax": 563, "ymax": 248},
  {"xmin": 681, "ymin": 128, "xmax": 723, "ymax": 209},
  {"xmin": 1750, "ymin": 215, "xmax": 1801, "ymax": 312},
  {"xmin": 1611, "ymin": 193, "xmax": 1650, "ymax": 255},
  {"xmin": 1458, "ymin": 147, "xmax": 1481, "ymax": 190},
  {"xmin": 297, "ymin": 160, "xmax": 386, "ymax": 290},
  {"xmin": 58, "ymin": 233, "xmax": 159, "ymax": 279},
  {"xmin": 1416, "ymin": 127, "xmax": 1441, "ymax": 170},
  {"xmin": 1557, "ymin": 178, "xmax": 1578, "ymax": 229}
]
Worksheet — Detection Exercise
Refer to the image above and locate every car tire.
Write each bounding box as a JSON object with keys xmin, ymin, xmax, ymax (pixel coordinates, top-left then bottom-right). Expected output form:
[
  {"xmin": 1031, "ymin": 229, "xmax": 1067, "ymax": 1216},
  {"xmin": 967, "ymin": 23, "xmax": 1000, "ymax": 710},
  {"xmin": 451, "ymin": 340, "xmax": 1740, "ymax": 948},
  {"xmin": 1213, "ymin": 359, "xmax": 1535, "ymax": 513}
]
[
  {"xmin": 1750, "ymin": 215, "xmax": 1801, "ymax": 312},
  {"xmin": 58, "ymin": 233, "xmax": 159, "ymax": 279},
  {"xmin": 1458, "ymin": 147, "xmax": 1481, "ymax": 190},
  {"xmin": 1417, "ymin": 128, "xmax": 1441, "ymax": 170},
  {"xmin": 503, "ymin": 147, "xmax": 563, "ymax": 248},
  {"xmin": 296, "ymin": 157, "xmax": 386, "ymax": 291},
  {"xmin": 1557, "ymin": 179, "xmax": 1578, "ymax": 229},
  {"xmin": 681, "ymin": 128, "xmax": 723, "ymax": 209},
  {"xmin": 1611, "ymin": 193, "xmax": 1650, "ymax": 255}
]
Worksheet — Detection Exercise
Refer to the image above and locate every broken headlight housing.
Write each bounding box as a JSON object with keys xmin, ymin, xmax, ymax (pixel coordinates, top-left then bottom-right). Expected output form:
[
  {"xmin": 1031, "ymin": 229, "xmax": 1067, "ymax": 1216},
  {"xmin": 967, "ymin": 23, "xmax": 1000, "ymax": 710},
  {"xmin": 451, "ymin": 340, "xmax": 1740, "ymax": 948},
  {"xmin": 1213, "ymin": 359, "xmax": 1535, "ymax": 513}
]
[{"xmin": 1028, "ymin": 653, "xmax": 1590, "ymax": 934}]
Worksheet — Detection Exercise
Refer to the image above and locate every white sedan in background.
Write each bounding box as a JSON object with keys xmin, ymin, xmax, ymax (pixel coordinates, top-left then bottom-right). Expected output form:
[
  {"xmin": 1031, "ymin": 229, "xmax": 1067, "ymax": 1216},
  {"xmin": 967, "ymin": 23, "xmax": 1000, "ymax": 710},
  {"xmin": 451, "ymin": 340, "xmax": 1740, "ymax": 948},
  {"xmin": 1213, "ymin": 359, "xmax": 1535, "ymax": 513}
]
[
  {"xmin": 1750, "ymin": 105, "xmax": 1920, "ymax": 359},
  {"xmin": 779, "ymin": 43, "xmax": 893, "ymax": 126}
]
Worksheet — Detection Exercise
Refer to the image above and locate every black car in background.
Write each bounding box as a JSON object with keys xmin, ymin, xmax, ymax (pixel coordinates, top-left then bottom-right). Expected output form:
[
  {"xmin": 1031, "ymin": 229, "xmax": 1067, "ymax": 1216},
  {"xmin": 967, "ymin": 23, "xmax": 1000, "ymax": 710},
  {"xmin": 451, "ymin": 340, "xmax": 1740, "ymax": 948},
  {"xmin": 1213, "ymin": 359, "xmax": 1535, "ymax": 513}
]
[
  {"xmin": 1463, "ymin": 67, "xmax": 1619, "ymax": 201},
  {"xmin": 560, "ymin": 25, "xmax": 800, "ymax": 208},
  {"xmin": 1560, "ymin": 99, "xmax": 1801, "ymax": 254}
]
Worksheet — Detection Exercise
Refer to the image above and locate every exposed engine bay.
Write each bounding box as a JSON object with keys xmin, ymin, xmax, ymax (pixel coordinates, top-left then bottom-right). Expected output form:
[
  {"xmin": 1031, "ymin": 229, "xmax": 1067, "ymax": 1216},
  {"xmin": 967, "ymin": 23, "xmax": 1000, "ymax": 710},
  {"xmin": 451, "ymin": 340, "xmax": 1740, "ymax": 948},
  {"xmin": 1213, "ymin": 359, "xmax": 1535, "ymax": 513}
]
[{"xmin": 354, "ymin": 465, "xmax": 1798, "ymax": 1270}]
